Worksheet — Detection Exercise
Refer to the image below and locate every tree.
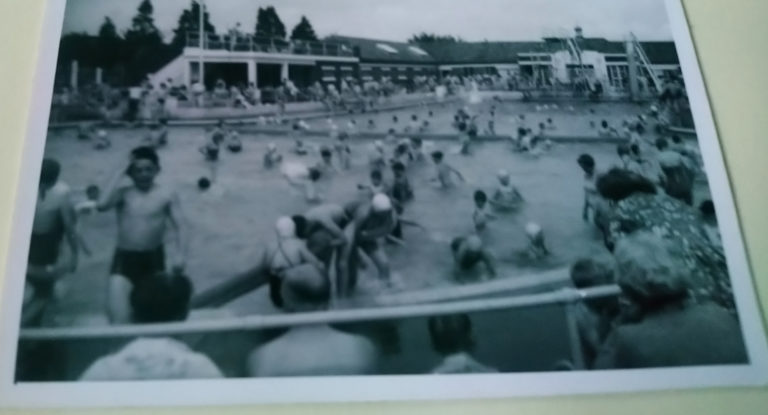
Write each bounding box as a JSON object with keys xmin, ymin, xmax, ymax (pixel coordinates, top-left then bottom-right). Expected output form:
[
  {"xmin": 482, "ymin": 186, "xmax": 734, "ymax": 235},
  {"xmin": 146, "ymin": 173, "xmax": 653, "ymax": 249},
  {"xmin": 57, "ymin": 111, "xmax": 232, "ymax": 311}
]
[
  {"xmin": 170, "ymin": 0, "xmax": 216, "ymax": 52},
  {"xmin": 96, "ymin": 17, "xmax": 123, "ymax": 69},
  {"xmin": 123, "ymin": 0, "xmax": 170, "ymax": 84},
  {"xmin": 290, "ymin": 16, "xmax": 318, "ymax": 41},
  {"xmin": 408, "ymin": 33, "xmax": 462, "ymax": 44},
  {"xmin": 98, "ymin": 16, "xmax": 118, "ymax": 39},
  {"xmin": 255, "ymin": 6, "xmax": 286, "ymax": 39},
  {"xmin": 124, "ymin": 0, "xmax": 163, "ymax": 45}
]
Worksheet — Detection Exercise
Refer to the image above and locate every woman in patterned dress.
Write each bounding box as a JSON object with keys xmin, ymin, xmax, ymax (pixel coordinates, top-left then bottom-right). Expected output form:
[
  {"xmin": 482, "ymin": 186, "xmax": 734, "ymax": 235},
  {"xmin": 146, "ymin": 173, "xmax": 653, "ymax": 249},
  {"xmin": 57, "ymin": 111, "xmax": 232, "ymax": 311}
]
[{"xmin": 595, "ymin": 168, "xmax": 734, "ymax": 312}]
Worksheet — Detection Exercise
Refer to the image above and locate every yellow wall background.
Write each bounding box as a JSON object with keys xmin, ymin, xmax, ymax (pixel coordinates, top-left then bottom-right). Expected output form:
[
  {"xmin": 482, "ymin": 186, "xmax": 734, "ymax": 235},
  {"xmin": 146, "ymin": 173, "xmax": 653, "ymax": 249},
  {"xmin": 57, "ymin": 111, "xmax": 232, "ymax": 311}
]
[{"xmin": 0, "ymin": 0, "xmax": 766, "ymax": 413}]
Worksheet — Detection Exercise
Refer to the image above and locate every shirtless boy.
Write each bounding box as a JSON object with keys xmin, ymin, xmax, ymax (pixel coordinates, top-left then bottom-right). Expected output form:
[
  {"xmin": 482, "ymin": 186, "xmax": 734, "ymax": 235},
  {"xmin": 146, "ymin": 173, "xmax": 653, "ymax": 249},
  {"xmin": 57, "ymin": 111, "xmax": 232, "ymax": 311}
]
[
  {"xmin": 24, "ymin": 159, "xmax": 79, "ymax": 326},
  {"xmin": 97, "ymin": 146, "xmax": 187, "ymax": 323},
  {"xmin": 431, "ymin": 151, "xmax": 465, "ymax": 188}
]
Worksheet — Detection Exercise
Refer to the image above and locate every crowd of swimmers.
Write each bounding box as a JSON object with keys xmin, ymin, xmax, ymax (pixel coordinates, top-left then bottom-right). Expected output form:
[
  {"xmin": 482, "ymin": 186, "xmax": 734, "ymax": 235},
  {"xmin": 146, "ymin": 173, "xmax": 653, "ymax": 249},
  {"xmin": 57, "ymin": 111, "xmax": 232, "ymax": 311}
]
[{"xmin": 21, "ymin": 89, "xmax": 746, "ymax": 379}]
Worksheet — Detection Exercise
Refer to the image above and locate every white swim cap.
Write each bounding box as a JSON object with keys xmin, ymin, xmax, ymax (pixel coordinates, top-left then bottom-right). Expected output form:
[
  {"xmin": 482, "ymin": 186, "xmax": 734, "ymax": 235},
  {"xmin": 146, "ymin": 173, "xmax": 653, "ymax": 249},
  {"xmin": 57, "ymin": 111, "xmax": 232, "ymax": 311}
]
[
  {"xmin": 372, "ymin": 193, "xmax": 392, "ymax": 212},
  {"xmin": 275, "ymin": 216, "xmax": 296, "ymax": 238},
  {"xmin": 268, "ymin": 142, "xmax": 276, "ymax": 151},
  {"xmin": 97, "ymin": 129, "xmax": 107, "ymax": 138},
  {"xmin": 374, "ymin": 140, "xmax": 384, "ymax": 149},
  {"xmin": 650, "ymin": 105, "xmax": 658, "ymax": 112},
  {"xmin": 525, "ymin": 222, "xmax": 542, "ymax": 237},
  {"xmin": 497, "ymin": 169, "xmax": 510, "ymax": 179}
]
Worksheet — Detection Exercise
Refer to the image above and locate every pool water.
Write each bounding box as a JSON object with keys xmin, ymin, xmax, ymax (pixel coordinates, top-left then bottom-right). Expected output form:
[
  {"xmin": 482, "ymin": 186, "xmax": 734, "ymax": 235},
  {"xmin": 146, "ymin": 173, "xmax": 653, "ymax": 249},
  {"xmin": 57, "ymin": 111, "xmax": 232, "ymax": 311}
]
[
  {"xmin": 41, "ymin": 124, "xmax": 629, "ymax": 323},
  {"xmin": 290, "ymin": 99, "xmax": 650, "ymax": 137}
]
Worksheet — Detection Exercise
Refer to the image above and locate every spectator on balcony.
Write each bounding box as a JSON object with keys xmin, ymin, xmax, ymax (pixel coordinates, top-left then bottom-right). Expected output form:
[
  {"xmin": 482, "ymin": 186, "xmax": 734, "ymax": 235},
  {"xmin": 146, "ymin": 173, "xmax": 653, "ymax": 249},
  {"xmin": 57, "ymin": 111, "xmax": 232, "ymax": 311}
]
[{"xmin": 228, "ymin": 22, "xmax": 242, "ymax": 51}]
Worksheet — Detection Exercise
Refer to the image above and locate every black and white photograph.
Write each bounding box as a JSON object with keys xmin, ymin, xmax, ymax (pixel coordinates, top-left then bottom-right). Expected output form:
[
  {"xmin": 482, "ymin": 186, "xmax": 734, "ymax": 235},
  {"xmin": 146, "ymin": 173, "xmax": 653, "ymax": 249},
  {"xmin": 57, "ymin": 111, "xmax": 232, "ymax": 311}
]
[{"xmin": 1, "ymin": 0, "xmax": 766, "ymax": 407}]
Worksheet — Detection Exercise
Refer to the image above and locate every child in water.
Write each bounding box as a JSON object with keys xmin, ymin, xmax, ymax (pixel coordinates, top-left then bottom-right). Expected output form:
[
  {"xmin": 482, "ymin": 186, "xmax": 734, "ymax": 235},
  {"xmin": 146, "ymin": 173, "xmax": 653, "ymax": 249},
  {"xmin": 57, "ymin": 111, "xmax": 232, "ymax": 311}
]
[
  {"xmin": 522, "ymin": 222, "xmax": 550, "ymax": 260},
  {"xmin": 334, "ymin": 132, "xmax": 352, "ymax": 170},
  {"xmin": 226, "ymin": 130, "xmax": 242, "ymax": 153},
  {"xmin": 431, "ymin": 151, "xmax": 465, "ymax": 189},
  {"xmin": 293, "ymin": 139, "xmax": 308, "ymax": 156},
  {"xmin": 263, "ymin": 143, "xmax": 283, "ymax": 169},
  {"xmin": 93, "ymin": 129, "xmax": 111, "ymax": 150},
  {"xmin": 472, "ymin": 190, "xmax": 496, "ymax": 234},
  {"xmin": 490, "ymin": 170, "xmax": 524, "ymax": 212}
]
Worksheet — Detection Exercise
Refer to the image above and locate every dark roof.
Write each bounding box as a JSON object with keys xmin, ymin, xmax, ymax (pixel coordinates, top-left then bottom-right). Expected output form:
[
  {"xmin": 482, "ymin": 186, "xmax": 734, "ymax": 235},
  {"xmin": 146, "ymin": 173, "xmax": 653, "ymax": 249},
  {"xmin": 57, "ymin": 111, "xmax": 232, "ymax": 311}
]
[
  {"xmin": 417, "ymin": 41, "xmax": 559, "ymax": 64},
  {"xmin": 326, "ymin": 34, "xmax": 679, "ymax": 66},
  {"xmin": 639, "ymin": 41, "xmax": 679, "ymax": 65},
  {"xmin": 325, "ymin": 35, "xmax": 436, "ymax": 64}
]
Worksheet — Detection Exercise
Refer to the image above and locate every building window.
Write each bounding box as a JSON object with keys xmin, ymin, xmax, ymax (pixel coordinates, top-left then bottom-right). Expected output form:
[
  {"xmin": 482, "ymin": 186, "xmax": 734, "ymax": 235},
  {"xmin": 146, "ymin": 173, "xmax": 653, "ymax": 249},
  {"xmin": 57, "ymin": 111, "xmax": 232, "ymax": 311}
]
[{"xmin": 607, "ymin": 65, "xmax": 629, "ymax": 90}]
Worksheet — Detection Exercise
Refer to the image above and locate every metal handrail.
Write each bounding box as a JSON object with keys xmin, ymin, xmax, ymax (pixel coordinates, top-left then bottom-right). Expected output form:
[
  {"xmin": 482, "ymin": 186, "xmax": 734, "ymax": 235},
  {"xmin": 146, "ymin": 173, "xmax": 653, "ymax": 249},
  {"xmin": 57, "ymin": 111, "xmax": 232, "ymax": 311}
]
[{"xmin": 185, "ymin": 32, "xmax": 353, "ymax": 57}]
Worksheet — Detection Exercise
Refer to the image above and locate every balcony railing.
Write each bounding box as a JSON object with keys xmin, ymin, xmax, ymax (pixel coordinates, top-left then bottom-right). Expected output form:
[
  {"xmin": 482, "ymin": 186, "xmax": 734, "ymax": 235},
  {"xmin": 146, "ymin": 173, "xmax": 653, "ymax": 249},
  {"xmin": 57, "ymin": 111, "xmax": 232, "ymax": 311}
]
[{"xmin": 185, "ymin": 32, "xmax": 355, "ymax": 57}]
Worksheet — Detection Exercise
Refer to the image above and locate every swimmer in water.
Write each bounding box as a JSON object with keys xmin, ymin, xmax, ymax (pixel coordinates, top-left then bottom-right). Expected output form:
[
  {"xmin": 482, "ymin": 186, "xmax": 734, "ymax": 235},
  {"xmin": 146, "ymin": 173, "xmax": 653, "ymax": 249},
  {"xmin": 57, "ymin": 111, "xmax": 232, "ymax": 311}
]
[
  {"xmin": 368, "ymin": 140, "xmax": 387, "ymax": 171},
  {"xmin": 93, "ymin": 129, "xmax": 111, "ymax": 150},
  {"xmin": 490, "ymin": 170, "xmax": 524, "ymax": 212},
  {"xmin": 334, "ymin": 132, "xmax": 352, "ymax": 170},
  {"xmin": 199, "ymin": 133, "xmax": 220, "ymax": 181},
  {"xmin": 293, "ymin": 139, "xmax": 308, "ymax": 156},
  {"xmin": 520, "ymin": 222, "xmax": 550, "ymax": 261},
  {"xmin": 316, "ymin": 146, "xmax": 337, "ymax": 175},
  {"xmin": 450, "ymin": 235, "xmax": 496, "ymax": 281},
  {"xmin": 263, "ymin": 143, "xmax": 283, "ymax": 169},
  {"xmin": 211, "ymin": 119, "xmax": 227, "ymax": 146},
  {"xmin": 430, "ymin": 151, "xmax": 465, "ymax": 188},
  {"xmin": 472, "ymin": 190, "xmax": 496, "ymax": 234},
  {"xmin": 546, "ymin": 118, "xmax": 556, "ymax": 130},
  {"xmin": 226, "ymin": 130, "xmax": 242, "ymax": 153},
  {"xmin": 367, "ymin": 169, "xmax": 389, "ymax": 195}
]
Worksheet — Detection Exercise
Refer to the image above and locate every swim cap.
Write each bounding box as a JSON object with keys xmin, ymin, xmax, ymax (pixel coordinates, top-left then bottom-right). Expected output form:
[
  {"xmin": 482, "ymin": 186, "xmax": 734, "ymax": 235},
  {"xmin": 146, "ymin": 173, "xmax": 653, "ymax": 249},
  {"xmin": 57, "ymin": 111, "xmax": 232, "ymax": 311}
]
[
  {"xmin": 372, "ymin": 193, "xmax": 392, "ymax": 212},
  {"xmin": 525, "ymin": 222, "xmax": 542, "ymax": 237},
  {"xmin": 97, "ymin": 129, "xmax": 107, "ymax": 138},
  {"xmin": 374, "ymin": 140, "xmax": 384, "ymax": 149},
  {"xmin": 275, "ymin": 216, "xmax": 296, "ymax": 238},
  {"xmin": 650, "ymin": 105, "xmax": 658, "ymax": 112},
  {"xmin": 497, "ymin": 169, "xmax": 510, "ymax": 179},
  {"xmin": 267, "ymin": 142, "xmax": 276, "ymax": 151}
]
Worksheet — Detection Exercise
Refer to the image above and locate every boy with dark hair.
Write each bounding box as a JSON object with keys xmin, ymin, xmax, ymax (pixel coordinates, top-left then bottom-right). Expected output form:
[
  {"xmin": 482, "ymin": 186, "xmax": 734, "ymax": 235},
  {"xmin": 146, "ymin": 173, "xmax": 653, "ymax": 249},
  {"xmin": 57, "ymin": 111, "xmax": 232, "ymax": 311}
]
[
  {"xmin": 428, "ymin": 314, "xmax": 497, "ymax": 374},
  {"xmin": 97, "ymin": 146, "xmax": 187, "ymax": 324},
  {"xmin": 431, "ymin": 151, "xmax": 465, "ymax": 188},
  {"xmin": 472, "ymin": 190, "xmax": 496, "ymax": 233},
  {"xmin": 24, "ymin": 158, "xmax": 80, "ymax": 326}
]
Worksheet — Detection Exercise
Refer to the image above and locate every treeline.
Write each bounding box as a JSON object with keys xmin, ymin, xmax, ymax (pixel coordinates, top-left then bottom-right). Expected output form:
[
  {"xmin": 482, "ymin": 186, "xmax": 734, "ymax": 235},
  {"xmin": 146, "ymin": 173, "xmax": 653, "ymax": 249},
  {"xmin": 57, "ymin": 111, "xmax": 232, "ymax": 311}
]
[{"xmin": 58, "ymin": 0, "xmax": 320, "ymax": 86}]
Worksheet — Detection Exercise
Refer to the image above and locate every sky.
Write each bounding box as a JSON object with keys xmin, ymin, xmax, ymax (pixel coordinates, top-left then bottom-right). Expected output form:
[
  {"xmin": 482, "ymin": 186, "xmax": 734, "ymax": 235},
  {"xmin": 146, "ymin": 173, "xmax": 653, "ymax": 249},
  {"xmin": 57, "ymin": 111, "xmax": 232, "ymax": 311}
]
[{"xmin": 62, "ymin": 0, "xmax": 673, "ymax": 42}]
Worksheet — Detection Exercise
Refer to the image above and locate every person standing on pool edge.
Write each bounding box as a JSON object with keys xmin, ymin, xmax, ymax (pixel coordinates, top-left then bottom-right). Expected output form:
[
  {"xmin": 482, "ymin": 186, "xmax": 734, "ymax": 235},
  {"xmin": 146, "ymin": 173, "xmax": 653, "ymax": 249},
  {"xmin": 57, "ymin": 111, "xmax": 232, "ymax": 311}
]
[{"xmin": 97, "ymin": 146, "xmax": 187, "ymax": 323}]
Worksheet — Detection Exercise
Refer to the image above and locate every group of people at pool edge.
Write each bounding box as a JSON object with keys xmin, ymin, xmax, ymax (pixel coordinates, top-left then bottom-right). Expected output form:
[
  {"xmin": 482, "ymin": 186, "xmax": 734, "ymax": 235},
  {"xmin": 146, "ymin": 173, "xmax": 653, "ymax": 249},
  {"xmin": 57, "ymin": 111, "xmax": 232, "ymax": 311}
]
[{"xmin": 23, "ymin": 79, "xmax": 747, "ymax": 379}]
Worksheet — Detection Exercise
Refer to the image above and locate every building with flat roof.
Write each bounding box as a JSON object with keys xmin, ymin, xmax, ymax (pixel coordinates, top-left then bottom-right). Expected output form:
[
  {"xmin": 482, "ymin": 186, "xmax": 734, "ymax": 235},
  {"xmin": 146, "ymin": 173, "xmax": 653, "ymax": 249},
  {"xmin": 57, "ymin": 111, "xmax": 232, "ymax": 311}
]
[{"xmin": 149, "ymin": 27, "xmax": 679, "ymax": 98}]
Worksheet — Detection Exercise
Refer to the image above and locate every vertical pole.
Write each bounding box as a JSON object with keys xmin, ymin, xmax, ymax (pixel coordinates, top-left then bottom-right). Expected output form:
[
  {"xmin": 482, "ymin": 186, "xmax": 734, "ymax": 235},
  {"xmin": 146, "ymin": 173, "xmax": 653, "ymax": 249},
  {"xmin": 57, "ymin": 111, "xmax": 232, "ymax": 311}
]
[
  {"xmin": 564, "ymin": 301, "xmax": 586, "ymax": 370},
  {"xmin": 184, "ymin": 60, "xmax": 191, "ymax": 89},
  {"xmin": 198, "ymin": 0, "xmax": 205, "ymax": 88},
  {"xmin": 626, "ymin": 39, "xmax": 639, "ymax": 102},
  {"xmin": 70, "ymin": 60, "xmax": 78, "ymax": 90},
  {"xmin": 281, "ymin": 62, "xmax": 289, "ymax": 82},
  {"xmin": 247, "ymin": 60, "xmax": 257, "ymax": 85}
]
